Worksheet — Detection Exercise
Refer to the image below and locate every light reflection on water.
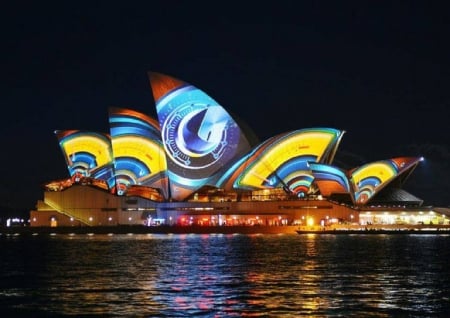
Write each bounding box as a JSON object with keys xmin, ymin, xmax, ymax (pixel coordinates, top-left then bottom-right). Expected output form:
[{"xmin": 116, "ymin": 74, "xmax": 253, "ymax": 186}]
[{"xmin": 1, "ymin": 233, "xmax": 449, "ymax": 317}]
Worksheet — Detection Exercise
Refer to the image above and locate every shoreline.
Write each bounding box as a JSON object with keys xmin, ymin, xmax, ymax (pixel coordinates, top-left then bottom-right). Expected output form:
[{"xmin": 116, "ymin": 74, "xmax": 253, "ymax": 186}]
[
  {"xmin": 296, "ymin": 229, "xmax": 450, "ymax": 235},
  {"xmin": 0, "ymin": 225, "xmax": 299, "ymax": 236},
  {"xmin": 296, "ymin": 224, "xmax": 450, "ymax": 235},
  {"xmin": 2, "ymin": 224, "xmax": 450, "ymax": 236}
]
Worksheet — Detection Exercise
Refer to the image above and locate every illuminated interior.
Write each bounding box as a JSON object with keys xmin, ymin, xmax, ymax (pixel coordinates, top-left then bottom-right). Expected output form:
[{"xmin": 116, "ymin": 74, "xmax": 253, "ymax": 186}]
[{"xmin": 359, "ymin": 210, "xmax": 448, "ymax": 226}]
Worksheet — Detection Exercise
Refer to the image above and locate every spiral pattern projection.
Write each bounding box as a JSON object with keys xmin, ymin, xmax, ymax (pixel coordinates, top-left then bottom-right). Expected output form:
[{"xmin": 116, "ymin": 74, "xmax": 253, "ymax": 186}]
[
  {"xmin": 55, "ymin": 130, "xmax": 115, "ymax": 188},
  {"xmin": 350, "ymin": 157, "xmax": 422, "ymax": 204},
  {"xmin": 108, "ymin": 107, "xmax": 168, "ymax": 199},
  {"xmin": 229, "ymin": 128, "xmax": 343, "ymax": 196}
]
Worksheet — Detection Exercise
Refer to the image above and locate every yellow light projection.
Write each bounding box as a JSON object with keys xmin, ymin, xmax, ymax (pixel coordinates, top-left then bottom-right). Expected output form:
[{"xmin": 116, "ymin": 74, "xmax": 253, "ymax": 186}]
[
  {"xmin": 351, "ymin": 162, "xmax": 397, "ymax": 189},
  {"xmin": 112, "ymin": 136, "xmax": 167, "ymax": 176},
  {"xmin": 63, "ymin": 135, "xmax": 113, "ymax": 168},
  {"xmin": 351, "ymin": 161, "xmax": 398, "ymax": 204},
  {"xmin": 240, "ymin": 130, "xmax": 337, "ymax": 187}
]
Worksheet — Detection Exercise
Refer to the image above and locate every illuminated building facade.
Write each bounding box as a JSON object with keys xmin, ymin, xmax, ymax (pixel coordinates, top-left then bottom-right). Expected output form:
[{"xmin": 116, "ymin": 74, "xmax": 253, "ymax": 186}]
[{"xmin": 30, "ymin": 72, "xmax": 449, "ymax": 229}]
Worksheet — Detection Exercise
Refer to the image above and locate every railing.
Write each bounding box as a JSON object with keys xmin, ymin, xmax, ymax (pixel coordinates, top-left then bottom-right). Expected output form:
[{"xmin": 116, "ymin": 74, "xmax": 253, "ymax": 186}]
[{"xmin": 43, "ymin": 198, "xmax": 90, "ymax": 225}]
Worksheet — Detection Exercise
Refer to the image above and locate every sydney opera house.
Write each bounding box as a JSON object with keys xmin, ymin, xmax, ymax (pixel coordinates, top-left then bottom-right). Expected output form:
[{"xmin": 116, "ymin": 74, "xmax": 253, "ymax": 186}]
[{"xmin": 30, "ymin": 72, "xmax": 449, "ymax": 230}]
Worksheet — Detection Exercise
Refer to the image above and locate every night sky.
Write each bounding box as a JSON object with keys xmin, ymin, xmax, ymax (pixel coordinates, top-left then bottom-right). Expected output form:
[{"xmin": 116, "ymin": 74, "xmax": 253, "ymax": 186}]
[{"xmin": 2, "ymin": 2, "xmax": 449, "ymax": 213}]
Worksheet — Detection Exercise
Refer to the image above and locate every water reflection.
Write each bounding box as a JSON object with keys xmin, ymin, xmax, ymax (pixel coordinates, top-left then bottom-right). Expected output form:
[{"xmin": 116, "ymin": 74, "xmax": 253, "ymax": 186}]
[{"xmin": 0, "ymin": 233, "xmax": 449, "ymax": 316}]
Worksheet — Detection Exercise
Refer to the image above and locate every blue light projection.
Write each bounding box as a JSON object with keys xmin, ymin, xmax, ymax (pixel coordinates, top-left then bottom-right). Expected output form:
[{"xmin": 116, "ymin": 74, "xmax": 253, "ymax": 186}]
[{"xmin": 150, "ymin": 72, "xmax": 252, "ymax": 200}]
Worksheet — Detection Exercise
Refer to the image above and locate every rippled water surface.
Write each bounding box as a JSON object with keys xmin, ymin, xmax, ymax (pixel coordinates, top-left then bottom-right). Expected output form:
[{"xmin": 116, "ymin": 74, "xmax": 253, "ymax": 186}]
[{"xmin": 1, "ymin": 233, "xmax": 449, "ymax": 317}]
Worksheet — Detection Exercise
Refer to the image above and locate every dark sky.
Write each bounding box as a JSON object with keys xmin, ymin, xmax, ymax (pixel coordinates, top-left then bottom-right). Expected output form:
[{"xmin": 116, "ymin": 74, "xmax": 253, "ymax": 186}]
[{"xmin": 1, "ymin": 2, "xmax": 449, "ymax": 211}]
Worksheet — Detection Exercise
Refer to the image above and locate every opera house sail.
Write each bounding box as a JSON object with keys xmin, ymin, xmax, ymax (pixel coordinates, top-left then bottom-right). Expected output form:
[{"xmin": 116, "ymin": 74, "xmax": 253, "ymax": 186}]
[
  {"xmin": 55, "ymin": 130, "xmax": 115, "ymax": 190},
  {"xmin": 30, "ymin": 71, "xmax": 445, "ymax": 230},
  {"xmin": 148, "ymin": 72, "xmax": 253, "ymax": 201},
  {"xmin": 108, "ymin": 107, "xmax": 168, "ymax": 200},
  {"xmin": 228, "ymin": 128, "xmax": 343, "ymax": 197}
]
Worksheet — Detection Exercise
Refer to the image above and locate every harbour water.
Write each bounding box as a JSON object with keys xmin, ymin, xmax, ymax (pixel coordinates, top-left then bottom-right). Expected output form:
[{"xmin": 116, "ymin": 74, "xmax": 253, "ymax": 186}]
[{"xmin": 1, "ymin": 232, "xmax": 449, "ymax": 317}]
